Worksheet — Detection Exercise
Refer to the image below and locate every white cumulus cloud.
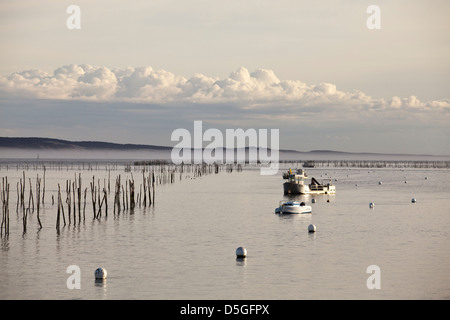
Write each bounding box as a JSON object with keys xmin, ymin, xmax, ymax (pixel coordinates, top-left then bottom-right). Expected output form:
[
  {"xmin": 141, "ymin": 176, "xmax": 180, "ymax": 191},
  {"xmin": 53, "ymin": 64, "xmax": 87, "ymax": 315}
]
[{"xmin": 0, "ymin": 64, "xmax": 449, "ymax": 120}]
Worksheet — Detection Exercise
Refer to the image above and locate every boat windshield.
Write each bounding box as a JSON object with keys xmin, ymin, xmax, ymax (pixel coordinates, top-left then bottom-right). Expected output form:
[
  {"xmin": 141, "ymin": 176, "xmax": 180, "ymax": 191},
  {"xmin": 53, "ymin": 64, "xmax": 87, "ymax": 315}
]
[{"xmin": 288, "ymin": 174, "xmax": 305, "ymax": 183}]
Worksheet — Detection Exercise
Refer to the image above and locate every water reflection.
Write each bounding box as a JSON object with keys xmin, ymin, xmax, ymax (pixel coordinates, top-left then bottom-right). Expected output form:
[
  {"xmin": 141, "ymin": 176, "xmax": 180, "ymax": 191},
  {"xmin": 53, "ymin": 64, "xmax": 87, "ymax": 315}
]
[
  {"xmin": 308, "ymin": 232, "xmax": 317, "ymax": 240},
  {"xmin": 0, "ymin": 236, "xmax": 9, "ymax": 252},
  {"xmin": 94, "ymin": 278, "xmax": 107, "ymax": 299},
  {"xmin": 275, "ymin": 212, "xmax": 312, "ymax": 220},
  {"xmin": 284, "ymin": 194, "xmax": 311, "ymax": 202},
  {"xmin": 1, "ymin": 166, "xmax": 449, "ymax": 299},
  {"xmin": 235, "ymin": 257, "xmax": 247, "ymax": 267}
]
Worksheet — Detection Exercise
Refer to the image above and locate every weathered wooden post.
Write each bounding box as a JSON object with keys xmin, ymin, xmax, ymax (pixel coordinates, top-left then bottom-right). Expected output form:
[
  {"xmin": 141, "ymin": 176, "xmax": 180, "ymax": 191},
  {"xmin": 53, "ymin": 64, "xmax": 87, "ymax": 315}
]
[
  {"xmin": 152, "ymin": 171, "xmax": 155, "ymax": 206},
  {"xmin": 36, "ymin": 174, "xmax": 42, "ymax": 229},
  {"xmin": 1, "ymin": 177, "xmax": 10, "ymax": 236},
  {"xmin": 142, "ymin": 170, "xmax": 147, "ymax": 207},
  {"xmin": 90, "ymin": 176, "xmax": 97, "ymax": 220},
  {"xmin": 83, "ymin": 187, "xmax": 87, "ymax": 221},
  {"xmin": 42, "ymin": 166, "xmax": 46, "ymax": 204},
  {"xmin": 129, "ymin": 178, "xmax": 135, "ymax": 210}
]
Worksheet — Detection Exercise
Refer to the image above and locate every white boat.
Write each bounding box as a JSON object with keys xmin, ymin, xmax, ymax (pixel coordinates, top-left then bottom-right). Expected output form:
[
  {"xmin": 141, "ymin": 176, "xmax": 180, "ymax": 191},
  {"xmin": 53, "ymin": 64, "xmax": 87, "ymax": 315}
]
[
  {"xmin": 283, "ymin": 169, "xmax": 336, "ymax": 195},
  {"xmin": 275, "ymin": 200, "xmax": 312, "ymax": 214}
]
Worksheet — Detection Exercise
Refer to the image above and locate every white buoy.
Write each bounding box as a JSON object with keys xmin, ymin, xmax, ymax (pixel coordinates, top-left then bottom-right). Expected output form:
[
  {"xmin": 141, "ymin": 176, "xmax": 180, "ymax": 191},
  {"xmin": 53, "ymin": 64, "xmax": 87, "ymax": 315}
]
[
  {"xmin": 308, "ymin": 224, "xmax": 316, "ymax": 233},
  {"xmin": 94, "ymin": 267, "xmax": 107, "ymax": 280},
  {"xmin": 411, "ymin": 198, "xmax": 417, "ymax": 203},
  {"xmin": 236, "ymin": 247, "xmax": 247, "ymax": 258},
  {"xmin": 378, "ymin": 181, "xmax": 382, "ymax": 185},
  {"xmin": 369, "ymin": 202, "xmax": 374, "ymax": 208}
]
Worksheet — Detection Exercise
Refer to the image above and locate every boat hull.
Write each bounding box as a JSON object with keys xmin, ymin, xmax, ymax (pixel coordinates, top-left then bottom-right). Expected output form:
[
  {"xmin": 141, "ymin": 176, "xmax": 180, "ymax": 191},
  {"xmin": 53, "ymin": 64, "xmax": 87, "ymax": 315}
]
[
  {"xmin": 283, "ymin": 182, "xmax": 303, "ymax": 194},
  {"xmin": 280, "ymin": 205, "xmax": 312, "ymax": 214},
  {"xmin": 275, "ymin": 200, "xmax": 312, "ymax": 214}
]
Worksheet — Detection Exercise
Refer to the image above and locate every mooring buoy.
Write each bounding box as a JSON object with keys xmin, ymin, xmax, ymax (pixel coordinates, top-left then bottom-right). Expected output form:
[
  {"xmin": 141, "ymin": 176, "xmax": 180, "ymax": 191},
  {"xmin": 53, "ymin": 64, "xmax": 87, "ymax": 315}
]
[
  {"xmin": 236, "ymin": 247, "xmax": 247, "ymax": 258},
  {"xmin": 308, "ymin": 224, "xmax": 316, "ymax": 233},
  {"xmin": 369, "ymin": 202, "xmax": 374, "ymax": 208},
  {"xmin": 94, "ymin": 267, "xmax": 107, "ymax": 280}
]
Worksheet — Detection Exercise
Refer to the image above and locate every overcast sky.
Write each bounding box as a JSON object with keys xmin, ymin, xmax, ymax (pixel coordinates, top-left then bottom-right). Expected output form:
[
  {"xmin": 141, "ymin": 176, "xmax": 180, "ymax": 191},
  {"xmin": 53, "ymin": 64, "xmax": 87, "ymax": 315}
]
[{"xmin": 0, "ymin": 0, "xmax": 449, "ymax": 155}]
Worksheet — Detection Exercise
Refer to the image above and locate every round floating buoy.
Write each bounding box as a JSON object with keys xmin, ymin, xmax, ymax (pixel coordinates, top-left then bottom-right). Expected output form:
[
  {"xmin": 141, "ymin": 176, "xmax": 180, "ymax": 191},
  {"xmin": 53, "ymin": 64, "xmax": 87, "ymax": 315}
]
[
  {"xmin": 94, "ymin": 267, "xmax": 107, "ymax": 280},
  {"xmin": 369, "ymin": 202, "xmax": 374, "ymax": 208},
  {"xmin": 378, "ymin": 181, "xmax": 382, "ymax": 185},
  {"xmin": 308, "ymin": 224, "xmax": 316, "ymax": 233},
  {"xmin": 425, "ymin": 177, "xmax": 428, "ymax": 180},
  {"xmin": 311, "ymin": 198, "xmax": 316, "ymax": 203},
  {"xmin": 411, "ymin": 198, "xmax": 417, "ymax": 203},
  {"xmin": 236, "ymin": 247, "xmax": 247, "ymax": 258}
]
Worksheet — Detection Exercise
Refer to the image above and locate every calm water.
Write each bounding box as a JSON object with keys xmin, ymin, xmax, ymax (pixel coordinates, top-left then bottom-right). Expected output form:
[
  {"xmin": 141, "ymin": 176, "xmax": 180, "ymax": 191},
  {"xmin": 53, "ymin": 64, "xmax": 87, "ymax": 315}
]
[{"xmin": 1, "ymin": 163, "xmax": 449, "ymax": 300}]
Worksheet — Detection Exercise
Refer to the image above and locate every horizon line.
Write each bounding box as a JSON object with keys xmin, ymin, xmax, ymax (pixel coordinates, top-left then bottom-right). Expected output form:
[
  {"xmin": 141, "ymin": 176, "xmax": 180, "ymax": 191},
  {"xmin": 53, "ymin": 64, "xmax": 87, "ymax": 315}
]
[{"xmin": 1, "ymin": 136, "xmax": 449, "ymax": 158}]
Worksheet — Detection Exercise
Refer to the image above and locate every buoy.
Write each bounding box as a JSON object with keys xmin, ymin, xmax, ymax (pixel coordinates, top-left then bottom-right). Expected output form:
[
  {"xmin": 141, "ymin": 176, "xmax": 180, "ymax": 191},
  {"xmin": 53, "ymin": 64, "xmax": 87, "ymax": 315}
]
[
  {"xmin": 236, "ymin": 247, "xmax": 247, "ymax": 258},
  {"xmin": 411, "ymin": 198, "xmax": 417, "ymax": 203},
  {"xmin": 311, "ymin": 198, "xmax": 316, "ymax": 203},
  {"xmin": 369, "ymin": 202, "xmax": 374, "ymax": 208},
  {"xmin": 94, "ymin": 267, "xmax": 107, "ymax": 280},
  {"xmin": 378, "ymin": 181, "xmax": 382, "ymax": 185},
  {"xmin": 308, "ymin": 224, "xmax": 316, "ymax": 233}
]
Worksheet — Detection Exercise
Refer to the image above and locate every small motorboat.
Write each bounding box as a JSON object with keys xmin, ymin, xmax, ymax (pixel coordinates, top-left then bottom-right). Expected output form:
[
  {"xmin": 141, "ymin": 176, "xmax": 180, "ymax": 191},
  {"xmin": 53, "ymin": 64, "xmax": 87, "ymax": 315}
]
[{"xmin": 275, "ymin": 200, "xmax": 312, "ymax": 214}]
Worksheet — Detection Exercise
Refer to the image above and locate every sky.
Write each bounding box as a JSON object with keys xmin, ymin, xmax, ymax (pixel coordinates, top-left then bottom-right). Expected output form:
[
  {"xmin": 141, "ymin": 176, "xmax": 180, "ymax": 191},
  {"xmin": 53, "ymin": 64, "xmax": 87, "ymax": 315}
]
[{"xmin": 0, "ymin": 0, "xmax": 449, "ymax": 155}]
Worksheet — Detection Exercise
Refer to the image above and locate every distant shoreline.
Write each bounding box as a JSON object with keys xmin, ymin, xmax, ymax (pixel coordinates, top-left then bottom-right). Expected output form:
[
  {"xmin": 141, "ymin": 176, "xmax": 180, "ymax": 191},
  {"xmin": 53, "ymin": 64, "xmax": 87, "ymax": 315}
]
[{"xmin": 1, "ymin": 137, "xmax": 449, "ymax": 161}]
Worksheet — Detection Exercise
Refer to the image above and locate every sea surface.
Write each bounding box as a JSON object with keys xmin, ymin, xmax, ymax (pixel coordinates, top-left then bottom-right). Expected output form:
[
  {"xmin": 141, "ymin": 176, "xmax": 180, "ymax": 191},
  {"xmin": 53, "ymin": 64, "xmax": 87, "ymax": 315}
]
[{"xmin": 0, "ymin": 160, "xmax": 449, "ymax": 300}]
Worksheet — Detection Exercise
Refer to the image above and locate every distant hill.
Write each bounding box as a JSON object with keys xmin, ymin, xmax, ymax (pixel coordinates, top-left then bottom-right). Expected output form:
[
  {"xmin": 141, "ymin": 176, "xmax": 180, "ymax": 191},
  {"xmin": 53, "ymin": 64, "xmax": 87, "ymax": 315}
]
[
  {"xmin": 0, "ymin": 137, "xmax": 448, "ymax": 160},
  {"xmin": 0, "ymin": 137, "xmax": 171, "ymax": 151}
]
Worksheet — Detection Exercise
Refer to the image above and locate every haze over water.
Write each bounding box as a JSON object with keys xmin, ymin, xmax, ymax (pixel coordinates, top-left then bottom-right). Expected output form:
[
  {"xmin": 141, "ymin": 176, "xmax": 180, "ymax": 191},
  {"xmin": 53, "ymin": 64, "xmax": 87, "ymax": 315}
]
[{"xmin": 0, "ymin": 159, "xmax": 449, "ymax": 299}]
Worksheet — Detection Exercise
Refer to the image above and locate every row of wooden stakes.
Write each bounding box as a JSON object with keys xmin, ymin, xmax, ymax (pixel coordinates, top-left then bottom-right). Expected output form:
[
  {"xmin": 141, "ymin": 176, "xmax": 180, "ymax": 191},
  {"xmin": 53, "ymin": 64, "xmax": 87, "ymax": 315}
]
[{"xmin": 1, "ymin": 162, "xmax": 233, "ymax": 236}]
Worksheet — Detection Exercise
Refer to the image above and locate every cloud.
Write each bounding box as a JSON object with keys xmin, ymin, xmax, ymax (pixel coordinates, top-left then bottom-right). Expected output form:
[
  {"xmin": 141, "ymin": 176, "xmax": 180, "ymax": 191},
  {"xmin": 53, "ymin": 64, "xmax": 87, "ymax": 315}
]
[
  {"xmin": 1, "ymin": 64, "xmax": 449, "ymax": 120},
  {"xmin": 1, "ymin": 64, "xmax": 449, "ymax": 155}
]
